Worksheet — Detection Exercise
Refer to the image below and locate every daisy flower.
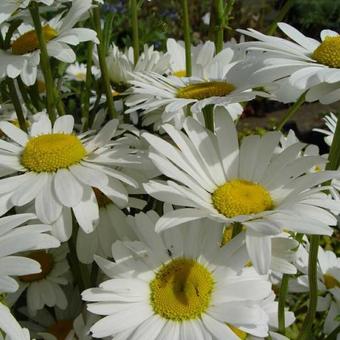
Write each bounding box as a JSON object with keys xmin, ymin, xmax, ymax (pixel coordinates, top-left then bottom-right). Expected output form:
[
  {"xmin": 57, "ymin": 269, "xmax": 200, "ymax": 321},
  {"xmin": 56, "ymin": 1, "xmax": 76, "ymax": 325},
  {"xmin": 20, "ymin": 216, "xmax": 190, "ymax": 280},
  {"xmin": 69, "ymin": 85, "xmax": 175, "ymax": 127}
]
[
  {"xmin": 0, "ymin": 303, "xmax": 31, "ymax": 340},
  {"xmin": 0, "ymin": 213, "xmax": 60, "ymax": 294},
  {"xmin": 125, "ymin": 55, "xmax": 266, "ymax": 125},
  {"xmin": 0, "ymin": 0, "xmax": 98, "ymax": 85},
  {"xmin": 142, "ymin": 108, "xmax": 340, "ymax": 274},
  {"xmin": 238, "ymin": 23, "xmax": 340, "ymax": 104},
  {"xmin": 0, "ymin": 114, "xmax": 140, "ymax": 237},
  {"xmin": 106, "ymin": 43, "xmax": 170, "ymax": 88},
  {"xmin": 76, "ymin": 190, "xmax": 138, "ymax": 264},
  {"xmin": 65, "ymin": 62, "xmax": 100, "ymax": 82},
  {"xmin": 0, "ymin": 0, "xmax": 58, "ymax": 26},
  {"xmin": 16, "ymin": 244, "xmax": 69, "ymax": 315},
  {"xmin": 314, "ymin": 112, "xmax": 337, "ymax": 147},
  {"xmin": 20, "ymin": 285, "xmax": 97, "ymax": 340},
  {"xmin": 83, "ymin": 212, "xmax": 273, "ymax": 339},
  {"xmin": 290, "ymin": 244, "xmax": 340, "ymax": 337}
]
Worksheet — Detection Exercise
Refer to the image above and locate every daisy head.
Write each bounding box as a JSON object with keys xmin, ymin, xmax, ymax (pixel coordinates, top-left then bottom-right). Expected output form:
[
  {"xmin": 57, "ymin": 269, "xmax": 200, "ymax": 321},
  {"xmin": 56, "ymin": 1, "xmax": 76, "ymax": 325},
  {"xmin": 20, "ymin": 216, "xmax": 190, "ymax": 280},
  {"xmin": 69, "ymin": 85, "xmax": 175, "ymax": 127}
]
[
  {"xmin": 238, "ymin": 23, "xmax": 340, "ymax": 104},
  {"xmin": 65, "ymin": 62, "xmax": 100, "ymax": 82},
  {"xmin": 0, "ymin": 213, "xmax": 60, "ymax": 294},
  {"xmin": 143, "ymin": 108, "xmax": 340, "ymax": 274},
  {"xmin": 0, "ymin": 0, "xmax": 98, "ymax": 85},
  {"xmin": 0, "ymin": 114, "xmax": 140, "ymax": 237},
  {"xmin": 18, "ymin": 245, "xmax": 69, "ymax": 315},
  {"xmin": 83, "ymin": 212, "xmax": 273, "ymax": 339},
  {"xmin": 314, "ymin": 112, "xmax": 337, "ymax": 146}
]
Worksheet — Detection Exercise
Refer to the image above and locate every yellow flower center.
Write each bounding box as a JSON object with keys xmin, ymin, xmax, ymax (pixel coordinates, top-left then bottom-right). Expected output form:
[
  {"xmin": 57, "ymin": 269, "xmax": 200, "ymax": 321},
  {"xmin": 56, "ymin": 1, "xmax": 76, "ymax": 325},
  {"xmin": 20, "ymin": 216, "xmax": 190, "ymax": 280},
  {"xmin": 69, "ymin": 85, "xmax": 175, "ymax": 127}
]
[
  {"xmin": 48, "ymin": 320, "xmax": 74, "ymax": 340},
  {"xmin": 229, "ymin": 325, "xmax": 248, "ymax": 339},
  {"xmin": 150, "ymin": 258, "xmax": 214, "ymax": 321},
  {"xmin": 324, "ymin": 274, "xmax": 340, "ymax": 289},
  {"xmin": 75, "ymin": 72, "xmax": 86, "ymax": 82},
  {"xmin": 312, "ymin": 36, "xmax": 340, "ymax": 68},
  {"xmin": 173, "ymin": 70, "xmax": 187, "ymax": 77},
  {"xmin": 93, "ymin": 188, "xmax": 112, "ymax": 208},
  {"xmin": 21, "ymin": 133, "xmax": 87, "ymax": 173},
  {"xmin": 177, "ymin": 81, "xmax": 235, "ymax": 100},
  {"xmin": 20, "ymin": 251, "xmax": 54, "ymax": 282},
  {"xmin": 11, "ymin": 25, "xmax": 58, "ymax": 55},
  {"xmin": 212, "ymin": 179, "xmax": 273, "ymax": 218}
]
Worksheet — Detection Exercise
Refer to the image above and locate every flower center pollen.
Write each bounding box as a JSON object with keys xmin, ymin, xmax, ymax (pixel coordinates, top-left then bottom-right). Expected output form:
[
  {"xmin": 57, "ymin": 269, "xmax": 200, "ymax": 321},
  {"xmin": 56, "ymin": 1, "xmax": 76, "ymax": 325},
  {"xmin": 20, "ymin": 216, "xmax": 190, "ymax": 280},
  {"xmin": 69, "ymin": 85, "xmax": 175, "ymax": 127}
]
[
  {"xmin": 212, "ymin": 179, "xmax": 273, "ymax": 218},
  {"xmin": 11, "ymin": 25, "xmax": 58, "ymax": 55},
  {"xmin": 312, "ymin": 36, "xmax": 340, "ymax": 68},
  {"xmin": 21, "ymin": 134, "xmax": 86, "ymax": 173},
  {"xmin": 324, "ymin": 274, "xmax": 340, "ymax": 289},
  {"xmin": 20, "ymin": 251, "xmax": 54, "ymax": 282},
  {"xmin": 173, "ymin": 70, "xmax": 187, "ymax": 77},
  {"xmin": 177, "ymin": 81, "xmax": 235, "ymax": 100},
  {"xmin": 150, "ymin": 258, "xmax": 214, "ymax": 321}
]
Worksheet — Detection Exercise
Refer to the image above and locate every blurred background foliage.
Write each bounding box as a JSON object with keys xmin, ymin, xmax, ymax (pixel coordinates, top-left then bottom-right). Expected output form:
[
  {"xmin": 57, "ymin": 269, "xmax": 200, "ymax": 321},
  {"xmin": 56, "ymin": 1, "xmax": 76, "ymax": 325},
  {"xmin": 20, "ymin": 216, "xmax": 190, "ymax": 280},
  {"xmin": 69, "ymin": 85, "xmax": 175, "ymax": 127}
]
[{"xmin": 103, "ymin": 0, "xmax": 340, "ymax": 50}]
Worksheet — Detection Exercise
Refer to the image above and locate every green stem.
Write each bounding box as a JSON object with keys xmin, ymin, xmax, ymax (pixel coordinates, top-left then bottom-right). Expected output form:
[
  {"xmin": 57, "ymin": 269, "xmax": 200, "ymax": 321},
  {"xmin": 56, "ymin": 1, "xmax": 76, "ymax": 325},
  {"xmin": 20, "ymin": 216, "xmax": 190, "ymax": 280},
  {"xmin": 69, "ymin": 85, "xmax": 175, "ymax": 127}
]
[
  {"xmin": 214, "ymin": 0, "xmax": 225, "ymax": 53},
  {"xmin": 67, "ymin": 220, "xmax": 91, "ymax": 292},
  {"xmin": 326, "ymin": 114, "xmax": 340, "ymax": 171},
  {"xmin": 7, "ymin": 78, "xmax": 28, "ymax": 133},
  {"xmin": 17, "ymin": 78, "xmax": 36, "ymax": 114},
  {"xmin": 93, "ymin": 6, "xmax": 117, "ymax": 119},
  {"xmin": 276, "ymin": 92, "xmax": 306, "ymax": 131},
  {"xmin": 130, "ymin": 0, "xmax": 139, "ymax": 65},
  {"xmin": 266, "ymin": 0, "xmax": 295, "ymax": 35},
  {"xmin": 278, "ymin": 274, "xmax": 290, "ymax": 334},
  {"xmin": 82, "ymin": 42, "xmax": 94, "ymax": 131},
  {"xmin": 181, "ymin": 0, "xmax": 192, "ymax": 76},
  {"xmin": 203, "ymin": 105, "xmax": 215, "ymax": 132},
  {"xmin": 297, "ymin": 235, "xmax": 319, "ymax": 340},
  {"xmin": 29, "ymin": 3, "xmax": 57, "ymax": 123},
  {"xmin": 231, "ymin": 222, "xmax": 243, "ymax": 238}
]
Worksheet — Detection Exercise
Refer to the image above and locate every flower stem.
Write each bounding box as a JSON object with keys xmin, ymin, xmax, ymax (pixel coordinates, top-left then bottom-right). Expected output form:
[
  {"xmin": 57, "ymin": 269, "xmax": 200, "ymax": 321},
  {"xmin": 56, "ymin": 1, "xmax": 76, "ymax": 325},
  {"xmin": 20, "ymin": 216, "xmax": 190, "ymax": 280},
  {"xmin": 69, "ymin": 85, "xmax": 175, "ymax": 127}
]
[
  {"xmin": 203, "ymin": 105, "xmax": 215, "ymax": 132},
  {"xmin": 214, "ymin": 0, "xmax": 225, "ymax": 53},
  {"xmin": 278, "ymin": 274, "xmax": 290, "ymax": 334},
  {"xmin": 67, "ymin": 219, "xmax": 91, "ymax": 292},
  {"xmin": 82, "ymin": 42, "xmax": 94, "ymax": 131},
  {"xmin": 297, "ymin": 235, "xmax": 319, "ymax": 340},
  {"xmin": 326, "ymin": 114, "xmax": 340, "ymax": 171},
  {"xmin": 29, "ymin": 3, "xmax": 57, "ymax": 123},
  {"xmin": 6, "ymin": 78, "xmax": 28, "ymax": 132},
  {"xmin": 276, "ymin": 92, "xmax": 306, "ymax": 131},
  {"xmin": 266, "ymin": 0, "xmax": 295, "ymax": 35},
  {"xmin": 130, "ymin": 0, "xmax": 139, "ymax": 65},
  {"xmin": 181, "ymin": 0, "xmax": 192, "ymax": 77},
  {"xmin": 93, "ymin": 6, "xmax": 117, "ymax": 119}
]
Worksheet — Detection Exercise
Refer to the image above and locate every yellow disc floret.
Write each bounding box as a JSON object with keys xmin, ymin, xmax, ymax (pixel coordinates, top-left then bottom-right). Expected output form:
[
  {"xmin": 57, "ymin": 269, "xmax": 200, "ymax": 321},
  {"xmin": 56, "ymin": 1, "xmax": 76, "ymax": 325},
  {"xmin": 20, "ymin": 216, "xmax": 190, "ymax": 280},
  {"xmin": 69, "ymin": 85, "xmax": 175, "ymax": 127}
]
[
  {"xmin": 229, "ymin": 324, "xmax": 248, "ymax": 339},
  {"xmin": 212, "ymin": 179, "xmax": 273, "ymax": 218},
  {"xmin": 312, "ymin": 36, "xmax": 340, "ymax": 68},
  {"xmin": 177, "ymin": 81, "xmax": 235, "ymax": 100},
  {"xmin": 21, "ymin": 133, "xmax": 86, "ymax": 173},
  {"xmin": 173, "ymin": 70, "xmax": 187, "ymax": 77},
  {"xmin": 150, "ymin": 258, "xmax": 214, "ymax": 321},
  {"xmin": 20, "ymin": 251, "xmax": 54, "ymax": 282},
  {"xmin": 11, "ymin": 25, "xmax": 58, "ymax": 55},
  {"xmin": 324, "ymin": 274, "xmax": 340, "ymax": 289}
]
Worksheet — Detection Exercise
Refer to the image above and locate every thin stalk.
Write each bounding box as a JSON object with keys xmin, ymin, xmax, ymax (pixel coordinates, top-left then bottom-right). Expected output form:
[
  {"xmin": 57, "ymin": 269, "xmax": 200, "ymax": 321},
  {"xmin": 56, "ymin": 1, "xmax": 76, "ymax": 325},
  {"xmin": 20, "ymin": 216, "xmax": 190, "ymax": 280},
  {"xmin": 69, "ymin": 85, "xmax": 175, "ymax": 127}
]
[
  {"xmin": 231, "ymin": 222, "xmax": 243, "ymax": 238},
  {"xmin": 276, "ymin": 92, "xmax": 306, "ymax": 131},
  {"xmin": 17, "ymin": 78, "xmax": 36, "ymax": 114},
  {"xmin": 82, "ymin": 42, "xmax": 94, "ymax": 131},
  {"xmin": 214, "ymin": 0, "xmax": 225, "ymax": 53},
  {"xmin": 93, "ymin": 6, "xmax": 117, "ymax": 119},
  {"xmin": 67, "ymin": 220, "xmax": 91, "ymax": 291},
  {"xmin": 130, "ymin": 0, "xmax": 139, "ymax": 65},
  {"xmin": 278, "ymin": 274, "xmax": 290, "ymax": 334},
  {"xmin": 29, "ymin": 3, "xmax": 57, "ymax": 123},
  {"xmin": 266, "ymin": 0, "xmax": 295, "ymax": 35},
  {"xmin": 181, "ymin": 0, "xmax": 192, "ymax": 76},
  {"xmin": 297, "ymin": 235, "xmax": 319, "ymax": 340},
  {"xmin": 203, "ymin": 105, "xmax": 214, "ymax": 132},
  {"xmin": 298, "ymin": 114, "xmax": 340, "ymax": 339},
  {"xmin": 7, "ymin": 78, "xmax": 27, "ymax": 133}
]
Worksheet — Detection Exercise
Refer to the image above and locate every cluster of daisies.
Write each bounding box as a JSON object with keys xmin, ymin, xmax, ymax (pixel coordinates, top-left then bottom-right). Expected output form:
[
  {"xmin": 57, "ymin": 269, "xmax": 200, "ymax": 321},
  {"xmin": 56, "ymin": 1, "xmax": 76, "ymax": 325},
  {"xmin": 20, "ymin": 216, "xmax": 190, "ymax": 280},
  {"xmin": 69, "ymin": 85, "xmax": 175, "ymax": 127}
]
[{"xmin": 0, "ymin": 0, "xmax": 339, "ymax": 339}]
